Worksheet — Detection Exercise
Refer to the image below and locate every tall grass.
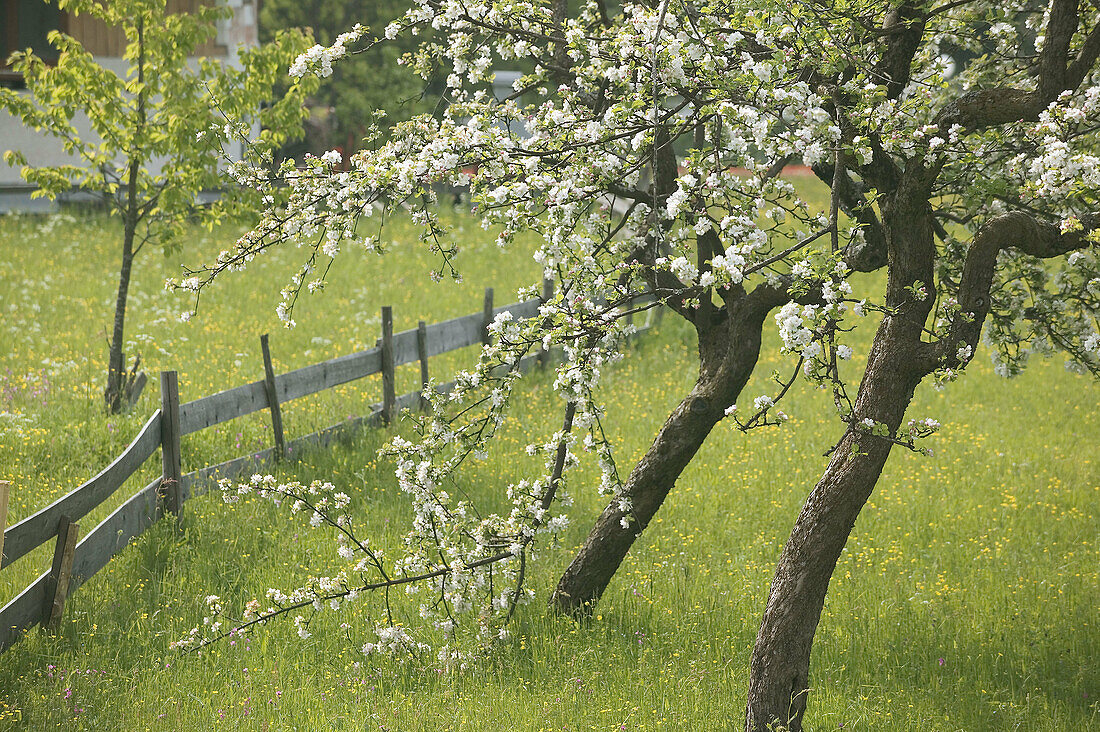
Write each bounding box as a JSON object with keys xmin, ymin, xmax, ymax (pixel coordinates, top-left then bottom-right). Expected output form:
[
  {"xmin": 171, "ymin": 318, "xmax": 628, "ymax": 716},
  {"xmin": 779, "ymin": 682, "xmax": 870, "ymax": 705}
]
[{"xmin": 0, "ymin": 201, "xmax": 1096, "ymax": 730}]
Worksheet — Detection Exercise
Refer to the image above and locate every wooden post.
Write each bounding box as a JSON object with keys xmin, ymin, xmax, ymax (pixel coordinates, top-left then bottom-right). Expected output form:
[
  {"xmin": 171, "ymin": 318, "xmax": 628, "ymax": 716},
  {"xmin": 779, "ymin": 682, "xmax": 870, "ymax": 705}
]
[
  {"xmin": 43, "ymin": 515, "xmax": 79, "ymax": 633},
  {"xmin": 125, "ymin": 371, "xmax": 147, "ymax": 411},
  {"xmin": 159, "ymin": 371, "xmax": 182, "ymax": 523},
  {"xmin": 381, "ymin": 306, "xmax": 395, "ymax": 425},
  {"xmin": 416, "ymin": 320, "xmax": 429, "ymax": 411},
  {"xmin": 0, "ymin": 480, "xmax": 9, "ymax": 569},
  {"xmin": 625, "ymin": 294, "xmax": 635, "ymax": 328},
  {"xmin": 260, "ymin": 334, "xmax": 286, "ymax": 460},
  {"xmin": 482, "ymin": 287, "xmax": 494, "ymax": 345},
  {"xmin": 538, "ymin": 277, "xmax": 554, "ymax": 368}
]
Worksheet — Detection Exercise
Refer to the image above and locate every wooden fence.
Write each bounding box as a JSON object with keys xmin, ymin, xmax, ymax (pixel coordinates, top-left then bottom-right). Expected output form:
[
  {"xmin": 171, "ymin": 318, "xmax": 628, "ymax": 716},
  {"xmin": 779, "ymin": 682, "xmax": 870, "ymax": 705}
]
[{"xmin": 0, "ymin": 287, "xmax": 656, "ymax": 653}]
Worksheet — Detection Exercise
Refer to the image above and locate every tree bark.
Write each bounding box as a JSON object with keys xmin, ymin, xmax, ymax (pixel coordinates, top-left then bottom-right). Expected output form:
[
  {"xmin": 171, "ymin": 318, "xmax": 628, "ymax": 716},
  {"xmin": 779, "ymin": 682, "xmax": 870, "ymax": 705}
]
[
  {"xmin": 743, "ymin": 316, "xmax": 924, "ymax": 731},
  {"xmin": 744, "ymin": 185, "xmax": 939, "ymax": 730},
  {"xmin": 104, "ymin": 219, "xmax": 137, "ymax": 414},
  {"xmin": 551, "ymin": 298, "xmax": 771, "ymax": 615},
  {"xmin": 549, "ymin": 374, "xmax": 727, "ymax": 614}
]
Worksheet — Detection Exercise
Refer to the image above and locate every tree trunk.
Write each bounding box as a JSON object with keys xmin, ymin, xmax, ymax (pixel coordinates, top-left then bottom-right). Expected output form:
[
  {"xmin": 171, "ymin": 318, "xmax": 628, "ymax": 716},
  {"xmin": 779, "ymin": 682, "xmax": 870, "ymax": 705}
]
[
  {"xmin": 551, "ymin": 302, "xmax": 770, "ymax": 615},
  {"xmin": 104, "ymin": 18, "xmax": 145, "ymax": 415},
  {"xmin": 744, "ymin": 191, "xmax": 938, "ymax": 731},
  {"xmin": 549, "ymin": 376, "xmax": 726, "ymax": 614},
  {"xmin": 104, "ymin": 221, "xmax": 137, "ymax": 413},
  {"xmin": 743, "ymin": 315, "xmax": 923, "ymax": 730}
]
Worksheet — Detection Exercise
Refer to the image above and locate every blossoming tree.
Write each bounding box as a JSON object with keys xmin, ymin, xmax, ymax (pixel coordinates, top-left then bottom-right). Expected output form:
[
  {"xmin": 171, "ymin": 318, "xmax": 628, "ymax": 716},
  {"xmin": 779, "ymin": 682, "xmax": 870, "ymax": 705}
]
[{"xmin": 176, "ymin": 1, "xmax": 1099, "ymax": 729}]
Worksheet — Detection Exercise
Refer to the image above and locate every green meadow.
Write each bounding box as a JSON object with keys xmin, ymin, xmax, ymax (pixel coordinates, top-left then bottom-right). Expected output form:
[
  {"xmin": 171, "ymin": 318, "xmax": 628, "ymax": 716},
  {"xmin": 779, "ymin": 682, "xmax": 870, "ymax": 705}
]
[{"xmin": 0, "ymin": 198, "xmax": 1096, "ymax": 731}]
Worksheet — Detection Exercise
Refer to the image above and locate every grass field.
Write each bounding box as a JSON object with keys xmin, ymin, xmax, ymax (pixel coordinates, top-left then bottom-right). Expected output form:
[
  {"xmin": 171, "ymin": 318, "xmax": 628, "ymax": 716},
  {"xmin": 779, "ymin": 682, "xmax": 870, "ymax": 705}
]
[{"xmin": 0, "ymin": 202, "xmax": 1097, "ymax": 731}]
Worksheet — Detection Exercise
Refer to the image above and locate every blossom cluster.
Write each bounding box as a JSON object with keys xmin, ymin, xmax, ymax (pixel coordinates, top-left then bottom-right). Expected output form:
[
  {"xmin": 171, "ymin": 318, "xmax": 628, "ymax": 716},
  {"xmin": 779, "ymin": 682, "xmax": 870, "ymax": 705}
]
[{"xmin": 288, "ymin": 25, "xmax": 366, "ymax": 78}]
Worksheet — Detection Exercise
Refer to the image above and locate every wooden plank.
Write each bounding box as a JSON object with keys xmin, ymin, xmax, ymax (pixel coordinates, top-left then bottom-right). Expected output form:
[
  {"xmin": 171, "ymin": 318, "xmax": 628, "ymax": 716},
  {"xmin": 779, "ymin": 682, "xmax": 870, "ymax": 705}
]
[
  {"xmin": 43, "ymin": 516, "xmax": 79, "ymax": 633},
  {"xmin": 390, "ymin": 327, "xmax": 422, "ymax": 368},
  {"xmin": 178, "ymin": 298, "xmax": 541, "ymax": 429},
  {"xmin": 499, "ymin": 297, "xmax": 542, "ymax": 322},
  {"xmin": 381, "ymin": 306, "xmax": 395, "ymax": 425},
  {"xmin": 160, "ymin": 372, "xmax": 182, "ymax": 521},
  {"xmin": 0, "ymin": 481, "xmax": 8, "ymax": 570},
  {"xmin": 422, "ymin": 312, "xmax": 486, "ymax": 357},
  {"xmin": 260, "ymin": 334, "xmax": 286, "ymax": 460},
  {"xmin": 178, "ymin": 380, "xmax": 268, "ymax": 435},
  {"xmin": 0, "ymin": 478, "xmax": 161, "ymax": 653},
  {"xmin": 1, "ymin": 409, "xmax": 161, "ymax": 570},
  {"xmin": 66, "ymin": 477, "xmax": 162, "ymax": 596},
  {"xmin": 363, "ymin": 298, "xmax": 539, "ymax": 367},
  {"xmin": 393, "ymin": 389, "xmax": 424, "ymax": 415},
  {"xmin": 417, "ymin": 320, "xmax": 429, "ymax": 410},
  {"xmin": 273, "ymin": 347, "xmax": 382, "ymax": 404},
  {"xmin": 288, "ymin": 414, "xmax": 373, "ymax": 453},
  {"xmin": 0, "ymin": 571, "xmax": 49, "ymax": 652},
  {"xmin": 179, "ymin": 448, "xmax": 276, "ymax": 502}
]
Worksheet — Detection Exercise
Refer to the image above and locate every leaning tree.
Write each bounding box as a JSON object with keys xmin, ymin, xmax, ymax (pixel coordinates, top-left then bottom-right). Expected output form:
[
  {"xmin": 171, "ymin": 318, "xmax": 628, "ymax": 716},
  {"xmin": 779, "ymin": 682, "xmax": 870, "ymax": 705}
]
[{"xmin": 175, "ymin": 1, "xmax": 1099, "ymax": 730}]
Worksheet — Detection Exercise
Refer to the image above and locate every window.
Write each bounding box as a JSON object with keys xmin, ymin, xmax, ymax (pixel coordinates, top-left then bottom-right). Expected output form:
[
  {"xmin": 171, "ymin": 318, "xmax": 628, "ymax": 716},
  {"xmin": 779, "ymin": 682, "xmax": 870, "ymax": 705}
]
[{"xmin": 2, "ymin": 0, "xmax": 67, "ymax": 87}]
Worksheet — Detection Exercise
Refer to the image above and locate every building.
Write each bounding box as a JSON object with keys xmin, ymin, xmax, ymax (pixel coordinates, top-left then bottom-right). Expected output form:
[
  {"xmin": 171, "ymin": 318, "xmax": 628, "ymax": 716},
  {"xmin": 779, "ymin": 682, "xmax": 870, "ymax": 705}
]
[{"xmin": 1, "ymin": 0, "xmax": 258, "ymax": 212}]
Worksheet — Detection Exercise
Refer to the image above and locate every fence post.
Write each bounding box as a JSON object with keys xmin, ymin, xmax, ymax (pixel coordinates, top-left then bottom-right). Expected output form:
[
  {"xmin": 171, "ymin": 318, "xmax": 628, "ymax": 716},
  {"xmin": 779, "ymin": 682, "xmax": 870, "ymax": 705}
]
[
  {"xmin": 381, "ymin": 306, "xmax": 395, "ymax": 425},
  {"xmin": 482, "ymin": 287, "xmax": 494, "ymax": 345},
  {"xmin": 0, "ymin": 480, "xmax": 9, "ymax": 569},
  {"xmin": 159, "ymin": 371, "xmax": 182, "ymax": 525},
  {"xmin": 417, "ymin": 320, "xmax": 430, "ymax": 411},
  {"xmin": 260, "ymin": 334, "xmax": 286, "ymax": 461},
  {"xmin": 126, "ymin": 372, "xmax": 147, "ymax": 411},
  {"xmin": 538, "ymin": 277, "xmax": 554, "ymax": 368},
  {"xmin": 43, "ymin": 515, "xmax": 79, "ymax": 633}
]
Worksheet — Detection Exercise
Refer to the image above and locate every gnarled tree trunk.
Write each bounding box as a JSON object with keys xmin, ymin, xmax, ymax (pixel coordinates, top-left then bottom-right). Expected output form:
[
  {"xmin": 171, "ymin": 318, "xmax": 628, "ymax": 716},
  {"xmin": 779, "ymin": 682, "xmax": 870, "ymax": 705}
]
[
  {"xmin": 743, "ymin": 315, "xmax": 925, "ymax": 731},
  {"xmin": 551, "ymin": 295, "xmax": 774, "ymax": 615}
]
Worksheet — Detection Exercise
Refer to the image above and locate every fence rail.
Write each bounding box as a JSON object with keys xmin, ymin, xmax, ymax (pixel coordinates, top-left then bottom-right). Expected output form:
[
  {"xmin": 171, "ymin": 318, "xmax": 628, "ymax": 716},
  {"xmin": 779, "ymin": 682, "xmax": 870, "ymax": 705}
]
[
  {"xmin": 0, "ymin": 286, "xmax": 656, "ymax": 653},
  {"xmin": 0, "ymin": 410, "xmax": 163, "ymax": 570}
]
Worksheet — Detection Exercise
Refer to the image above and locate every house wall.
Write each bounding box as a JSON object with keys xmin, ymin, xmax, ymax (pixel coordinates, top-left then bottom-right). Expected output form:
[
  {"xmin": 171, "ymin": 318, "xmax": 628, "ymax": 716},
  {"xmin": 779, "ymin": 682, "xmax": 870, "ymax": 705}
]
[{"xmin": 66, "ymin": 0, "xmax": 230, "ymax": 57}]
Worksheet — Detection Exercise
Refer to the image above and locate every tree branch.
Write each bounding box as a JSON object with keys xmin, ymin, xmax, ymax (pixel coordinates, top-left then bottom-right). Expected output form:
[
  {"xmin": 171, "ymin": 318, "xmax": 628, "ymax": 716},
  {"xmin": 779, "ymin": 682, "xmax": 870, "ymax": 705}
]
[
  {"xmin": 811, "ymin": 161, "xmax": 888, "ymax": 271},
  {"xmin": 924, "ymin": 210, "xmax": 1098, "ymax": 368},
  {"xmin": 871, "ymin": 2, "xmax": 927, "ymax": 99},
  {"xmin": 934, "ymin": 4, "xmax": 1100, "ymax": 132}
]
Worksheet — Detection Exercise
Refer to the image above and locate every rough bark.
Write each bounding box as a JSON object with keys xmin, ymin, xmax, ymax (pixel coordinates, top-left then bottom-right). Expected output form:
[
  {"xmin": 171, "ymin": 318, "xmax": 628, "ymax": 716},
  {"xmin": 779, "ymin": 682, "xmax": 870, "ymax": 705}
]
[
  {"xmin": 744, "ymin": 178, "xmax": 939, "ymax": 730},
  {"xmin": 743, "ymin": 316, "xmax": 924, "ymax": 731},
  {"xmin": 550, "ymin": 297, "xmax": 771, "ymax": 615},
  {"xmin": 742, "ymin": 205, "xmax": 1098, "ymax": 731}
]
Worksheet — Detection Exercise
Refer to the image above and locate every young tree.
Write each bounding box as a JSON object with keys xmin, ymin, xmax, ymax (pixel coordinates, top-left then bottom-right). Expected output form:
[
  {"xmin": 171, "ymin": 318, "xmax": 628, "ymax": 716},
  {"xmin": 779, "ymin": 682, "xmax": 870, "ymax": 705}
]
[
  {"xmin": 175, "ymin": 1, "xmax": 1099, "ymax": 729},
  {"xmin": 0, "ymin": 0, "xmax": 315, "ymax": 412}
]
